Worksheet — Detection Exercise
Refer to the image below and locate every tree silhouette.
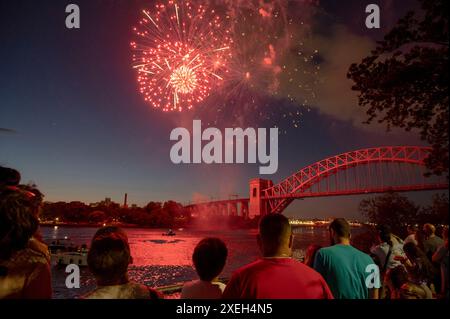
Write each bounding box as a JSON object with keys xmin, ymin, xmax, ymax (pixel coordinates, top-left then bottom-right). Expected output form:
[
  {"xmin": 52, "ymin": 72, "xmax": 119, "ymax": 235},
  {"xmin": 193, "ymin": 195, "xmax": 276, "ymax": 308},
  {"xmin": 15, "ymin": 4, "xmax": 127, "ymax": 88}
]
[
  {"xmin": 418, "ymin": 193, "xmax": 449, "ymax": 225},
  {"xmin": 359, "ymin": 192, "xmax": 420, "ymax": 236},
  {"xmin": 359, "ymin": 192, "xmax": 449, "ymax": 237},
  {"xmin": 348, "ymin": 0, "xmax": 448, "ymax": 177}
]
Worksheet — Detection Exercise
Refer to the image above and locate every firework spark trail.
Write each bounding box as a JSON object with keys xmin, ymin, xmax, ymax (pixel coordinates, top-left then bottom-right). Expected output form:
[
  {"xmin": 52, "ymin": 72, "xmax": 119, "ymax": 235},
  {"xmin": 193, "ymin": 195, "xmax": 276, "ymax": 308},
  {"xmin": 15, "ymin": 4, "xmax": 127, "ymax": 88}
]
[
  {"xmin": 131, "ymin": 1, "xmax": 232, "ymax": 112},
  {"xmin": 193, "ymin": 0, "xmax": 321, "ymax": 132},
  {"xmin": 131, "ymin": 0, "xmax": 321, "ymax": 134}
]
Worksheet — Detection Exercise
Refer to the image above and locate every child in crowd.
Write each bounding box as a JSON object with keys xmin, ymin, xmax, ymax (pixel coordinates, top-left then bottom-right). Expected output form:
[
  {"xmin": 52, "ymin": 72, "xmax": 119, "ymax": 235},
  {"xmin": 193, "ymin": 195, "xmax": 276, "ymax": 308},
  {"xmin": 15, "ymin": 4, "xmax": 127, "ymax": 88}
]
[
  {"xmin": 181, "ymin": 237, "xmax": 228, "ymax": 299},
  {"xmin": 84, "ymin": 226, "xmax": 161, "ymax": 299}
]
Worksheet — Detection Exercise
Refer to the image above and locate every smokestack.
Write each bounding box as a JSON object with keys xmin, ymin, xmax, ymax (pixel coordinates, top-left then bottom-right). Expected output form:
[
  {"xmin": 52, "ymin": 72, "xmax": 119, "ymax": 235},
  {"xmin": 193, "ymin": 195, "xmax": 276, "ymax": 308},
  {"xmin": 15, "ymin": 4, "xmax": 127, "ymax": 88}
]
[{"xmin": 124, "ymin": 193, "xmax": 128, "ymax": 208}]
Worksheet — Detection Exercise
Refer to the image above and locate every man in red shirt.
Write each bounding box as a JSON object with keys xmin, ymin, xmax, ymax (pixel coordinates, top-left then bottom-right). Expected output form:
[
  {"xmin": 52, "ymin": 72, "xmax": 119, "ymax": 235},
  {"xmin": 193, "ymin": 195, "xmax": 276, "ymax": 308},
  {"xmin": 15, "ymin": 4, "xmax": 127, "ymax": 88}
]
[{"xmin": 222, "ymin": 214, "xmax": 333, "ymax": 299}]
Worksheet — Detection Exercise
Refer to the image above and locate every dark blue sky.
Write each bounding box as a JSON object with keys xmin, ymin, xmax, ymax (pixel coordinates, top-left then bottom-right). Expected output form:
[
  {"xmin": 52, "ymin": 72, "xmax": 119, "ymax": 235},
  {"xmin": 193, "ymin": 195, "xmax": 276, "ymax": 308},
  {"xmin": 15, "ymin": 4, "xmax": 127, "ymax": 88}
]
[{"xmin": 0, "ymin": 0, "xmax": 443, "ymax": 219}]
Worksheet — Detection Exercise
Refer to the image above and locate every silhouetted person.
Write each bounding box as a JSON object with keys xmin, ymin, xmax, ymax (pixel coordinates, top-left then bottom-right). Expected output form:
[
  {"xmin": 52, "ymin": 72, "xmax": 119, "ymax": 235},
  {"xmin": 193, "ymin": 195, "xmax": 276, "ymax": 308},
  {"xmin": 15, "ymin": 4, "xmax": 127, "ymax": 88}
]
[
  {"xmin": 313, "ymin": 218, "xmax": 378, "ymax": 299},
  {"xmin": 0, "ymin": 185, "xmax": 51, "ymax": 299},
  {"xmin": 423, "ymin": 223, "xmax": 444, "ymax": 292},
  {"xmin": 423, "ymin": 224, "xmax": 444, "ymax": 260},
  {"xmin": 0, "ymin": 166, "xmax": 21, "ymax": 188},
  {"xmin": 432, "ymin": 226, "xmax": 449, "ymax": 298},
  {"xmin": 397, "ymin": 242, "xmax": 436, "ymax": 291},
  {"xmin": 371, "ymin": 224, "xmax": 405, "ymax": 298},
  {"xmin": 223, "ymin": 214, "xmax": 333, "ymax": 299},
  {"xmin": 181, "ymin": 237, "xmax": 228, "ymax": 299},
  {"xmin": 371, "ymin": 225, "xmax": 405, "ymax": 271},
  {"xmin": 404, "ymin": 225, "xmax": 418, "ymax": 246},
  {"xmin": 388, "ymin": 266, "xmax": 433, "ymax": 299},
  {"xmin": 304, "ymin": 244, "xmax": 322, "ymax": 268},
  {"xmin": 84, "ymin": 226, "xmax": 161, "ymax": 299},
  {"xmin": 5, "ymin": 183, "xmax": 49, "ymax": 261}
]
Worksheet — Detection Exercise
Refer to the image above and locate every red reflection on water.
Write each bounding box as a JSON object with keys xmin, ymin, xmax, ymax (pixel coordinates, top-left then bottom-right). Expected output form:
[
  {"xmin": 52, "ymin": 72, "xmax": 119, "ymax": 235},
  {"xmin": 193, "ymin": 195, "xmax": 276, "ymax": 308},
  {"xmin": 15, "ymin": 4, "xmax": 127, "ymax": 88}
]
[
  {"xmin": 41, "ymin": 226, "xmax": 262, "ymax": 270},
  {"xmin": 40, "ymin": 226, "xmax": 333, "ymax": 298}
]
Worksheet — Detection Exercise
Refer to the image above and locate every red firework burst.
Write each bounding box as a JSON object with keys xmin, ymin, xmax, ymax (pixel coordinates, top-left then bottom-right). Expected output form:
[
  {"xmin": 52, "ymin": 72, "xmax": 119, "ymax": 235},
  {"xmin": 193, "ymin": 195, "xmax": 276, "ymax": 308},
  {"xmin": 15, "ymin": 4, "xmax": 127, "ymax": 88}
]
[{"xmin": 131, "ymin": 1, "xmax": 232, "ymax": 112}]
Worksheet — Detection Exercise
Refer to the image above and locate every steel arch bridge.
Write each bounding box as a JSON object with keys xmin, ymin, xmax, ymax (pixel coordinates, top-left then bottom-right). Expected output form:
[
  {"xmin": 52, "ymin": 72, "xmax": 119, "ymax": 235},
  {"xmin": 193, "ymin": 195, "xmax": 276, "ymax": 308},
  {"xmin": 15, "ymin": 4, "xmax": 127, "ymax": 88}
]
[
  {"xmin": 260, "ymin": 146, "xmax": 448, "ymax": 214},
  {"xmin": 185, "ymin": 146, "xmax": 448, "ymax": 218}
]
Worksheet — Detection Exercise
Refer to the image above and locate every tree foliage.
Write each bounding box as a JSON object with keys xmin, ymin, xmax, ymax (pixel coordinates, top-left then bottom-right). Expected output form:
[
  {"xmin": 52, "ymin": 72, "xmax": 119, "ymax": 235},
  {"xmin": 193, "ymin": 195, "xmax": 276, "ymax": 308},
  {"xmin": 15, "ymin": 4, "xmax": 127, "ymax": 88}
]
[
  {"xmin": 359, "ymin": 192, "xmax": 420, "ymax": 236},
  {"xmin": 348, "ymin": 0, "xmax": 449, "ymax": 176},
  {"xmin": 88, "ymin": 210, "xmax": 107, "ymax": 223},
  {"xmin": 359, "ymin": 192, "xmax": 449, "ymax": 237},
  {"xmin": 41, "ymin": 199, "xmax": 191, "ymax": 228},
  {"xmin": 419, "ymin": 193, "xmax": 450, "ymax": 225}
]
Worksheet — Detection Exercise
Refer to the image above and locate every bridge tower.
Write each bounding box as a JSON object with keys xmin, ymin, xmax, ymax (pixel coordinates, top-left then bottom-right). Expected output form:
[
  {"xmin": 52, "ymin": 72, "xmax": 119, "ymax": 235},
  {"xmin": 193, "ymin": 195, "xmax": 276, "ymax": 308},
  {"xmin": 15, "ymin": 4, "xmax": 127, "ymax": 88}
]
[{"xmin": 249, "ymin": 178, "xmax": 273, "ymax": 218}]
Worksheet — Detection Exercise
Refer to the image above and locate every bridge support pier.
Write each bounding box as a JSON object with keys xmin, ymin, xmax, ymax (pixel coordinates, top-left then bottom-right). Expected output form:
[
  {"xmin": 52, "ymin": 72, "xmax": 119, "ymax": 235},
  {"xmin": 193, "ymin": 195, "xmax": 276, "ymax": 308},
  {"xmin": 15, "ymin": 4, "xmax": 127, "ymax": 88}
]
[
  {"xmin": 249, "ymin": 178, "xmax": 273, "ymax": 219},
  {"xmin": 210, "ymin": 204, "xmax": 218, "ymax": 216},
  {"xmin": 240, "ymin": 201, "xmax": 249, "ymax": 219},
  {"xmin": 220, "ymin": 203, "xmax": 228, "ymax": 216},
  {"xmin": 229, "ymin": 202, "xmax": 237, "ymax": 217}
]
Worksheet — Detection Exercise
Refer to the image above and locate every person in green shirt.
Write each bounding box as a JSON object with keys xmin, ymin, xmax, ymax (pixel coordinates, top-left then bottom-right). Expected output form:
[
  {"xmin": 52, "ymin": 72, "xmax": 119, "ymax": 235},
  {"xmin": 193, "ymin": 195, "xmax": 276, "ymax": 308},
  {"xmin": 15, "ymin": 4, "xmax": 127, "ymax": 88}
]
[{"xmin": 313, "ymin": 218, "xmax": 379, "ymax": 299}]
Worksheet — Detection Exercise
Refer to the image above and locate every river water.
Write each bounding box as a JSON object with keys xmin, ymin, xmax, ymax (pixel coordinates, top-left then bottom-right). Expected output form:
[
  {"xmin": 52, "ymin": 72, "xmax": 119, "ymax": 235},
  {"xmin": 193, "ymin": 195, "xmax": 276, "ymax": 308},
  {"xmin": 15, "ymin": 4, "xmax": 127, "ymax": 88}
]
[{"xmin": 40, "ymin": 225, "xmax": 331, "ymax": 299}]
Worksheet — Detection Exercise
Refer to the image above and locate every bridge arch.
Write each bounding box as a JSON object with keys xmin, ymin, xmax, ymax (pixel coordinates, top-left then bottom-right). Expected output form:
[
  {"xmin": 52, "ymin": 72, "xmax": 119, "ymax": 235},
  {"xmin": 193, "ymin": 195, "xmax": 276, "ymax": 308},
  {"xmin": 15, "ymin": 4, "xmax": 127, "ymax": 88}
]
[
  {"xmin": 185, "ymin": 146, "xmax": 448, "ymax": 218},
  {"xmin": 259, "ymin": 146, "xmax": 447, "ymax": 214}
]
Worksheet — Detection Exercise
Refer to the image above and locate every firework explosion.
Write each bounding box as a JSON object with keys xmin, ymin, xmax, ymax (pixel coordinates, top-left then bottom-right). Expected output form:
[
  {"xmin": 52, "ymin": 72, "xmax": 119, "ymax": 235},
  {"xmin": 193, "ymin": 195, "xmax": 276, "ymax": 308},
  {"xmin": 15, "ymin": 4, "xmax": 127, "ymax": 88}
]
[
  {"xmin": 194, "ymin": 0, "xmax": 322, "ymax": 132},
  {"xmin": 131, "ymin": 0, "xmax": 321, "ymax": 133},
  {"xmin": 131, "ymin": 1, "xmax": 232, "ymax": 112}
]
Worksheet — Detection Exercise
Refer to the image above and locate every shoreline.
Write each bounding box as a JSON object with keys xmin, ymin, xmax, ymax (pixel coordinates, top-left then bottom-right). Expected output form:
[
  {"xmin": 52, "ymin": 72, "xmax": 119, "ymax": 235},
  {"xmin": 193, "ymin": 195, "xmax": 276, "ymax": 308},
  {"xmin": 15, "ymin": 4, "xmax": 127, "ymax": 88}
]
[
  {"xmin": 39, "ymin": 222, "xmax": 259, "ymax": 230},
  {"xmin": 39, "ymin": 222, "xmax": 162, "ymax": 229}
]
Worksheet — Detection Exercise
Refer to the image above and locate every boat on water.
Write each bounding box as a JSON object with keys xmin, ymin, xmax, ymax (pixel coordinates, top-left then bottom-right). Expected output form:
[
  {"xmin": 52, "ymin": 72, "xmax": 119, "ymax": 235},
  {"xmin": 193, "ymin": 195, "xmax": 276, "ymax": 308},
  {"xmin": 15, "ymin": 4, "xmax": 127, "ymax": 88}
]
[
  {"xmin": 48, "ymin": 237, "xmax": 89, "ymax": 267},
  {"xmin": 162, "ymin": 229, "xmax": 176, "ymax": 236}
]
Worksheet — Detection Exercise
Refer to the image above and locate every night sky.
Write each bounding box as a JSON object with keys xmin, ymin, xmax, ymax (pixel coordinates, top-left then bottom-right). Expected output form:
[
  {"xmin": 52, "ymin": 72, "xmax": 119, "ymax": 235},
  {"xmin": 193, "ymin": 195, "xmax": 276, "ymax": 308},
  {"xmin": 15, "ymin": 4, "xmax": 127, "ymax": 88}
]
[{"xmin": 0, "ymin": 0, "xmax": 443, "ymax": 219}]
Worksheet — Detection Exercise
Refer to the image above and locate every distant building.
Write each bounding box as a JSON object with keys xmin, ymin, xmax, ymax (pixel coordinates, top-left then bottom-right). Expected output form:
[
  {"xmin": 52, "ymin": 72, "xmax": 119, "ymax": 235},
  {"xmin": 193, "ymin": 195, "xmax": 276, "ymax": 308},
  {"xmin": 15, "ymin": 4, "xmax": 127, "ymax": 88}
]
[{"xmin": 123, "ymin": 193, "xmax": 128, "ymax": 209}]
